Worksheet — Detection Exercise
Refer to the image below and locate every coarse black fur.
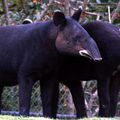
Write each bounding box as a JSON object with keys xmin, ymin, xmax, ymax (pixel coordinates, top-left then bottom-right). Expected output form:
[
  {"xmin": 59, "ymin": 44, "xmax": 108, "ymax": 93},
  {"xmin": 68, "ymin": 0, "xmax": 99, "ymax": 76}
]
[
  {"xmin": 0, "ymin": 10, "xmax": 102, "ymax": 118},
  {"xmin": 57, "ymin": 21, "xmax": 120, "ymax": 118}
]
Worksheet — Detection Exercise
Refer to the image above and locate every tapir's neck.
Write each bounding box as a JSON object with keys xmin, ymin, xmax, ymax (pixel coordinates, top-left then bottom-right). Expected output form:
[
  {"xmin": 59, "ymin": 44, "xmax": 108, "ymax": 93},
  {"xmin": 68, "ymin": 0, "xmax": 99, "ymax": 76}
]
[
  {"xmin": 33, "ymin": 20, "xmax": 60, "ymax": 53},
  {"xmin": 46, "ymin": 21, "xmax": 59, "ymax": 41},
  {"xmin": 37, "ymin": 20, "xmax": 59, "ymax": 41}
]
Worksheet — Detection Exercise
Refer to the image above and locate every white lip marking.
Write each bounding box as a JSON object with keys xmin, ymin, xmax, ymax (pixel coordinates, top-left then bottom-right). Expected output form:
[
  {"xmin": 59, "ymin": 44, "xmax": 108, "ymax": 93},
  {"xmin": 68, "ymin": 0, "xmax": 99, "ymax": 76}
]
[
  {"xmin": 79, "ymin": 50, "xmax": 92, "ymax": 60},
  {"xmin": 79, "ymin": 50, "xmax": 89, "ymax": 56}
]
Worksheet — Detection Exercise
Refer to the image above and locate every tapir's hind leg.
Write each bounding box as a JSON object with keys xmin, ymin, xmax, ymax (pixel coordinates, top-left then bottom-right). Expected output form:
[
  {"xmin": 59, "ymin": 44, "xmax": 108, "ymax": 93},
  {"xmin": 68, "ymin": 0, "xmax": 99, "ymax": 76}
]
[
  {"xmin": 18, "ymin": 75, "xmax": 35, "ymax": 116},
  {"xmin": 97, "ymin": 77, "xmax": 110, "ymax": 117},
  {"xmin": 0, "ymin": 86, "xmax": 3, "ymax": 114},
  {"xmin": 109, "ymin": 73, "xmax": 120, "ymax": 117}
]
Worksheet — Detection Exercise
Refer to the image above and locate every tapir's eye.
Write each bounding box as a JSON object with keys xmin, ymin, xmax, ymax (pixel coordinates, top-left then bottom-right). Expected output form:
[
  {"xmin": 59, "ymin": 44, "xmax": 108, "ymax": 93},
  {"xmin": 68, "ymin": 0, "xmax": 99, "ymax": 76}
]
[
  {"xmin": 78, "ymin": 35, "xmax": 87, "ymax": 42},
  {"xmin": 75, "ymin": 35, "xmax": 80, "ymax": 40},
  {"xmin": 82, "ymin": 38, "xmax": 87, "ymax": 43},
  {"xmin": 72, "ymin": 35, "xmax": 80, "ymax": 45},
  {"xmin": 73, "ymin": 35, "xmax": 81, "ymax": 42},
  {"xmin": 72, "ymin": 37, "xmax": 78, "ymax": 42}
]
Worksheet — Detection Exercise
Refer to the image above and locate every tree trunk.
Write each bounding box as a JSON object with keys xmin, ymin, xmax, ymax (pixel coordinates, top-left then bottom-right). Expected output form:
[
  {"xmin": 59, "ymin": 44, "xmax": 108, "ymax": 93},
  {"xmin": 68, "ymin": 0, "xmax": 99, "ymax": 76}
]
[
  {"xmin": 2, "ymin": 0, "xmax": 10, "ymax": 25},
  {"xmin": 16, "ymin": 0, "xmax": 24, "ymax": 10},
  {"xmin": 82, "ymin": 0, "xmax": 88, "ymax": 11},
  {"xmin": 64, "ymin": 0, "xmax": 70, "ymax": 16},
  {"xmin": 16, "ymin": 0, "xmax": 29, "ymax": 14},
  {"xmin": 112, "ymin": 0, "xmax": 120, "ymax": 23}
]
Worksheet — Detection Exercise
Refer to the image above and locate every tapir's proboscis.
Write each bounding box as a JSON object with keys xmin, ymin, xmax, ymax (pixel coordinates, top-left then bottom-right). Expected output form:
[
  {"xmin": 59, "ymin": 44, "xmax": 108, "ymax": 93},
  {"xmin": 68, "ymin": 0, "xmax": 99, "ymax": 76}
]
[{"xmin": 0, "ymin": 9, "xmax": 102, "ymax": 118}]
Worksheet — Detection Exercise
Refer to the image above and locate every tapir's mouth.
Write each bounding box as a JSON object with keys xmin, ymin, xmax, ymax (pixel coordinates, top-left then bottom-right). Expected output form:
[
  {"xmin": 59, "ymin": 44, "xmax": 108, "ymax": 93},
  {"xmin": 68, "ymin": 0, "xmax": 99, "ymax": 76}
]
[{"xmin": 79, "ymin": 50, "xmax": 102, "ymax": 61}]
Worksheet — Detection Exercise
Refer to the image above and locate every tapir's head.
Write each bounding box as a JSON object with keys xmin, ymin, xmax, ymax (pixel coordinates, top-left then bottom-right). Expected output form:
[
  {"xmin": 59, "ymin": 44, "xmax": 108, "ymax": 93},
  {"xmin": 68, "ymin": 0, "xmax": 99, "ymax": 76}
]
[{"xmin": 53, "ymin": 9, "xmax": 102, "ymax": 61}]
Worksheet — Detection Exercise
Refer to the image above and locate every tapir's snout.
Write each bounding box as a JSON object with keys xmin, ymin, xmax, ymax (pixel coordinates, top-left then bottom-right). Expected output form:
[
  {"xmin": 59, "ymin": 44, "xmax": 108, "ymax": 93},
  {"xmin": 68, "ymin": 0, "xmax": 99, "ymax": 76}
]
[
  {"xmin": 93, "ymin": 57, "xmax": 102, "ymax": 61},
  {"xmin": 79, "ymin": 49, "xmax": 102, "ymax": 61}
]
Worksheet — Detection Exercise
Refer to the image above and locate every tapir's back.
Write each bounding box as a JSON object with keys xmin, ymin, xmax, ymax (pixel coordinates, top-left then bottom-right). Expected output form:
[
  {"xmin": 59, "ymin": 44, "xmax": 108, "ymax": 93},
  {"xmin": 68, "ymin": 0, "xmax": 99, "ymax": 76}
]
[
  {"xmin": 0, "ymin": 23, "xmax": 46, "ymax": 71},
  {"xmin": 83, "ymin": 21, "xmax": 120, "ymax": 44},
  {"xmin": 83, "ymin": 21, "xmax": 120, "ymax": 62}
]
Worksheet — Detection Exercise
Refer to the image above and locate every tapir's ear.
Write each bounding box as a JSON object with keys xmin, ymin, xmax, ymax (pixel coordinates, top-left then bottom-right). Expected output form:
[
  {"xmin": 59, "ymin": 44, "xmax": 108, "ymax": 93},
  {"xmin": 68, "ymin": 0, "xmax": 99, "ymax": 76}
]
[
  {"xmin": 72, "ymin": 8, "xmax": 83, "ymax": 21},
  {"xmin": 53, "ymin": 11, "xmax": 67, "ymax": 26}
]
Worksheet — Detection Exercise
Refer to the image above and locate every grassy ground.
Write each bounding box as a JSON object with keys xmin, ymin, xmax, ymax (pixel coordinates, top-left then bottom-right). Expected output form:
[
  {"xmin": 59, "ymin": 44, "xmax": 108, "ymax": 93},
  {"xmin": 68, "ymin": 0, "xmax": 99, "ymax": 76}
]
[{"xmin": 0, "ymin": 115, "xmax": 119, "ymax": 120}]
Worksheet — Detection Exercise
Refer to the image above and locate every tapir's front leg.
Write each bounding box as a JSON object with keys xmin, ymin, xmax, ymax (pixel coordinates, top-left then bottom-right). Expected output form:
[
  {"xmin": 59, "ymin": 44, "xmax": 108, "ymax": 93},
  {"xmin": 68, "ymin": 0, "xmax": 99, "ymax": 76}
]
[
  {"xmin": 40, "ymin": 77, "xmax": 59, "ymax": 118},
  {"xmin": 63, "ymin": 80, "xmax": 87, "ymax": 118},
  {"xmin": 18, "ymin": 74, "xmax": 35, "ymax": 116}
]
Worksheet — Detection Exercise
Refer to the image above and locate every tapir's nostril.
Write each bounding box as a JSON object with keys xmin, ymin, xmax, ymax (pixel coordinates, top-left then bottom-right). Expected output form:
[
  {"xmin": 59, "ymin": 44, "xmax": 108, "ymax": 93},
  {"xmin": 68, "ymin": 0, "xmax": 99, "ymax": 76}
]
[{"xmin": 94, "ymin": 57, "xmax": 102, "ymax": 62}]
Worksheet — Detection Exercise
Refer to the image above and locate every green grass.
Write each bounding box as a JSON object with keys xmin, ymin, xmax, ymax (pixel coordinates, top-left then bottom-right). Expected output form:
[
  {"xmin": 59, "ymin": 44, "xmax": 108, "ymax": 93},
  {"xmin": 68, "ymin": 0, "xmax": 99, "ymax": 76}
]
[
  {"xmin": 0, "ymin": 115, "xmax": 51, "ymax": 120},
  {"xmin": 0, "ymin": 115, "xmax": 119, "ymax": 120}
]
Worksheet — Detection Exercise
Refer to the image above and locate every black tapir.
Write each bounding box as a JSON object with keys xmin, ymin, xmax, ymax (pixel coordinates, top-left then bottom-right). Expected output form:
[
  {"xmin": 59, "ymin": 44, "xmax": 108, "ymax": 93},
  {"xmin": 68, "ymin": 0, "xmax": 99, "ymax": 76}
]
[
  {"xmin": 22, "ymin": 13, "xmax": 120, "ymax": 117},
  {"xmin": 56, "ymin": 21, "xmax": 120, "ymax": 118},
  {"xmin": 0, "ymin": 10, "xmax": 102, "ymax": 118}
]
